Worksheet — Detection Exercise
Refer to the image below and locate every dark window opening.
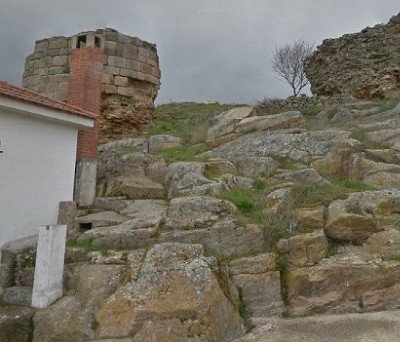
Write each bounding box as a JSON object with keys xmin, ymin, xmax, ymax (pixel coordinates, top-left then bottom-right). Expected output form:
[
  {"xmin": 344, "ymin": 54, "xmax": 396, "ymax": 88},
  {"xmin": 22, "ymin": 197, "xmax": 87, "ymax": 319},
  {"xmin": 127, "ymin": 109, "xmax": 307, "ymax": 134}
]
[
  {"xmin": 94, "ymin": 36, "xmax": 101, "ymax": 48},
  {"xmin": 76, "ymin": 35, "xmax": 87, "ymax": 49},
  {"xmin": 79, "ymin": 222, "xmax": 92, "ymax": 230}
]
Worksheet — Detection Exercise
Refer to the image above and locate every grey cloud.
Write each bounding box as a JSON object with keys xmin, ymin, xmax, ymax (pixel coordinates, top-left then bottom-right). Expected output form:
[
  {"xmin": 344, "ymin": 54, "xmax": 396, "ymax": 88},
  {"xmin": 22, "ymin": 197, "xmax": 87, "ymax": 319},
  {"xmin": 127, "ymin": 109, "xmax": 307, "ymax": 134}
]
[{"xmin": 0, "ymin": 0, "xmax": 398, "ymax": 104}]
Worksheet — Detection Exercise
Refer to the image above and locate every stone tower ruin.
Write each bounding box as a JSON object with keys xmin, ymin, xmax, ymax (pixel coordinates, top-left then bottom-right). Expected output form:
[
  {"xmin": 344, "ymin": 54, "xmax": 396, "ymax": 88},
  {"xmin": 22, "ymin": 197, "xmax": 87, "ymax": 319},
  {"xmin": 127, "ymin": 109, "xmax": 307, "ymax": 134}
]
[{"xmin": 22, "ymin": 28, "xmax": 161, "ymax": 140}]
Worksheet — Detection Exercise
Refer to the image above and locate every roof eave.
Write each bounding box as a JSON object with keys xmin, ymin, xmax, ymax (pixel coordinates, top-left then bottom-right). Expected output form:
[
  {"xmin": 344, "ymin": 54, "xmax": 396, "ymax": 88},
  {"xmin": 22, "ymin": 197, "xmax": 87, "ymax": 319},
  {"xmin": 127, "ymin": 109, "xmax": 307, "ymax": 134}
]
[{"xmin": 0, "ymin": 95, "xmax": 94, "ymax": 128}]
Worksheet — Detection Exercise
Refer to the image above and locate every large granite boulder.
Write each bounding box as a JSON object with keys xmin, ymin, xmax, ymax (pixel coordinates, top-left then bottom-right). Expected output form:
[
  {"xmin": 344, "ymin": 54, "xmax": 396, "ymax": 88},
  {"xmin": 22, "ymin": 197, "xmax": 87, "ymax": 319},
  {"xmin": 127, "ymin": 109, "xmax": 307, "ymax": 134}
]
[
  {"xmin": 277, "ymin": 231, "xmax": 329, "ymax": 267},
  {"xmin": 229, "ymin": 253, "xmax": 285, "ymax": 317},
  {"xmin": 201, "ymin": 130, "xmax": 356, "ymax": 163},
  {"xmin": 165, "ymin": 162, "xmax": 214, "ymax": 198},
  {"xmin": 33, "ymin": 264, "xmax": 127, "ymax": 342},
  {"xmin": 325, "ymin": 190, "xmax": 400, "ymax": 243},
  {"xmin": 161, "ymin": 218, "xmax": 265, "ymax": 257},
  {"xmin": 94, "ymin": 243, "xmax": 244, "ymax": 341},
  {"xmin": 0, "ymin": 306, "xmax": 35, "ymax": 342},
  {"xmin": 165, "ymin": 196, "xmax": 236, "ymax": 229},
  {"xmin": 285, "ymin": 252, "xmax": 400, "ymax": 316},
  {"xmin": 207, "ymin": 106, "xmax": 253, "ymax": 144},
  {"xmin": 235, "ymin": 111, "xmax": 304, "ymax": 135}
]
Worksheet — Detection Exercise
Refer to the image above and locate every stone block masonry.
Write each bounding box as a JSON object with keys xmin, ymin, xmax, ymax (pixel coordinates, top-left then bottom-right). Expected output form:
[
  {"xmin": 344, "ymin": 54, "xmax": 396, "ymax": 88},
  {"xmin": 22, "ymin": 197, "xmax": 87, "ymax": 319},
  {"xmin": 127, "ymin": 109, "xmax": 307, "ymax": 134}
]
[
  {"xmin": 22, "ymin": 28, "xmax": 161, "ymax": 140},
  {"xmin": 305, "ymin": 13, "xmax": 400, "ymax": 99}
]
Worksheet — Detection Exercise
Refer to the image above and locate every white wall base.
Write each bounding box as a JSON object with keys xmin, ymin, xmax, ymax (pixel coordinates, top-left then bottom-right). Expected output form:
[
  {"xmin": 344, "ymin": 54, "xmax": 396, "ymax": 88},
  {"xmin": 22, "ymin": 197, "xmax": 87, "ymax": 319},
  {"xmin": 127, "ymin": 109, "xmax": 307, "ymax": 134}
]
[{"xmin": 31, "ymin": 225, "xmax": 67, "ymax": 309}]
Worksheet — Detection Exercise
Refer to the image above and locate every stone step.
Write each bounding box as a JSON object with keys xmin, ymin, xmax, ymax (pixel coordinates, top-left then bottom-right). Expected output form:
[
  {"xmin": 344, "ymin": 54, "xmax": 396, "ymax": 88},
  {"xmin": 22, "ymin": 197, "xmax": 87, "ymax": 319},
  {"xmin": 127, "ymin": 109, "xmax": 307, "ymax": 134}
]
[
  {"xmin": 0, "ymin": 305, "xmax": 35, "ymax": 342},
  {"xmin": 2, "ymin": 286, "xmax": 32, "ymax": 307},
  {"xmin": 235, "ymin": 311, "xmax": 400, "ymax": 342}
]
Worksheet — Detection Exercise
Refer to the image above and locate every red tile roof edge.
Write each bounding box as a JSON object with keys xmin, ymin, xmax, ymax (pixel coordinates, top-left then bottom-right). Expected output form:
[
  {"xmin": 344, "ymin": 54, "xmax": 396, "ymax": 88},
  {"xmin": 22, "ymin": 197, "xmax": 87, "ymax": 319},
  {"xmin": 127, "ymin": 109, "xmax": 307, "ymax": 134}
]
[{"xmin": 0, "ymin": 81, "xmax": 97, "ymax": 120}]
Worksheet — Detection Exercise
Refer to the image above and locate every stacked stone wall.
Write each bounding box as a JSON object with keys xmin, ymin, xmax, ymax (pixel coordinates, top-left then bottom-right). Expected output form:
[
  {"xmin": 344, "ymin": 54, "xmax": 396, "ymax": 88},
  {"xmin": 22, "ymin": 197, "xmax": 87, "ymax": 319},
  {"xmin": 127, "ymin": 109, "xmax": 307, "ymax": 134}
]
[
  {"xmin": 22, "ymin": 28, "xmax": 161, "ymax": 140},
  {"xmin": 304, "ymin": 13, "xmax": 400, "ymax": 99}
]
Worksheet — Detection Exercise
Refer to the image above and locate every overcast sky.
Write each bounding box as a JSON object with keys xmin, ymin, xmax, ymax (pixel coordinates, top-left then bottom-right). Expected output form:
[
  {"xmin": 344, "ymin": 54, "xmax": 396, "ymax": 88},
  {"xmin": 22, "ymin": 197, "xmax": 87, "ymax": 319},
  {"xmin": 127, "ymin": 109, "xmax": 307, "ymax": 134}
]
[{"xmin": 0, "ymin": 1, "xmax": 399, "ymax": 104}]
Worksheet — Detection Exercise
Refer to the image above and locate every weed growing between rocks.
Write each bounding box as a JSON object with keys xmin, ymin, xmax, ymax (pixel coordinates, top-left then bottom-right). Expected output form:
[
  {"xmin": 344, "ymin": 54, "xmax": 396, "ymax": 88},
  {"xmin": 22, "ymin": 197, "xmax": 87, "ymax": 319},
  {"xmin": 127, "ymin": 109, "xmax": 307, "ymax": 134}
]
[
  {"xmin": 204, "ymin": 165, "xmax": 222, "ymax": 181},
  {"xmin": 117, "ymin": 146, "xmax": 142, "ymax": 154},
  {"xmin": 275, "ymin": 255, "xmax": 289, "ymax": 304},
  {"xmin": 221, "ymin": 185, "xmax": 295, "ymax": 250},
  {"xmin": 378, "ymin": 97, "xmax": 400, "ymax": 112},
  {"xmin": 278, "ymin": 159, "xmax": 300, "ymax": 170},
  {"xmin": 222, "ymin": 188, "xmax": 256, "ymax": 214},
  {"xmin": 66, "ymin": 238, "xmax": 108, "ymax": 254},
  {"xmin": 335, "ymin": 179, "xmax": 375, "ymax": 191}
]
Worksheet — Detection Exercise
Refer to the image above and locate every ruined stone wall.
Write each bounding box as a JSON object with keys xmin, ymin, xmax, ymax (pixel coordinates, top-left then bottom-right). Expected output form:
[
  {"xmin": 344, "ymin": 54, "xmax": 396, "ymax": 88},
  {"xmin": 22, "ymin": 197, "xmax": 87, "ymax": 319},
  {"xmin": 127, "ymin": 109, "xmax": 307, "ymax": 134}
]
[
  {"xmin": 304, "ymin": 13, "xmax": 400, "ymax": 99},
  {"xmin": 22, "ymin": 28, "xmax": 161, "ymax": 140}
]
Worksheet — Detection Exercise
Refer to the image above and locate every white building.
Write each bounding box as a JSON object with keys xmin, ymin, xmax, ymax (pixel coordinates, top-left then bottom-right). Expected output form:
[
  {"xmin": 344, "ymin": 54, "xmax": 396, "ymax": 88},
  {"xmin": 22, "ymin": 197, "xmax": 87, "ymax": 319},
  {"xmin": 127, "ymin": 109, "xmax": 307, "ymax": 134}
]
[{"xmin": 0, "ymin": 81, "xmax": 94, "ymax": 250}]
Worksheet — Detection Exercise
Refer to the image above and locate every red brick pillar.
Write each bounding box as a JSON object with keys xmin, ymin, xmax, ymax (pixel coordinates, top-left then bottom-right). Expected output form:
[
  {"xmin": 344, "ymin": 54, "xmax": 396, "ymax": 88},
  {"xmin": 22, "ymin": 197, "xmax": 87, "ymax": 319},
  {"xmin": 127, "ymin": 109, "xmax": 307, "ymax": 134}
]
[{"xmin": 68, "ymin": 46, "xmax": 103, "ymax": 207}]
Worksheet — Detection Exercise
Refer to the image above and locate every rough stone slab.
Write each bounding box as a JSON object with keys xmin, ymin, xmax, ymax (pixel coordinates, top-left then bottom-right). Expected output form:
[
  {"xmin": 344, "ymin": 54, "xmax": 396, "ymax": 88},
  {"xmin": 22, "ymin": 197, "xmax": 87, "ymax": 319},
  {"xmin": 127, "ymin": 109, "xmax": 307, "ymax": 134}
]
[
  {"xmin": 78, "ymin": 226, "xmax": 157, "ymax": 250},
  {"xmin": 119, "ymin": 200, "xmax": 168, "ymax": 229},
  {"xmin": 233, "ymin": 310, "xmax": 400, "ymax": 342},
  {"xmin": 76, "ymin": 211, "xmax": 130, "ymax": 228},
  {"xmin": 113, "ymin": 175, "xmax": 165, "ymax": 199},
  {"xmin": 161, "ymin": 219, "xmax": 264, "ymax": 257},
  {"xmin": 235, "ymin": 111, "xmax": 304, "ymax": 134},
  {"xmin": 232, "ymin": 271, "xmax": 285, "ymax": 317},
  {"xmin": 229, "ymin": 253, "xmax": 277, "ymax": 275},
  {"xmin": 1, "ymin": 235, "xmax": 38, "ymax": 264},
  {"xmin": 165, "ymin": 196, "xmax": 236, "ymax": 229},
  {"xmin": 201, "ymin": 130, "xmax": 353, "ymax": 163},
  {"xmin": 2, "ymin": 286, "xmax": 33, "ymax": 306},
  {"xmin": 0, "ymin": 305, "xmax": 35, "ymax": 342}
]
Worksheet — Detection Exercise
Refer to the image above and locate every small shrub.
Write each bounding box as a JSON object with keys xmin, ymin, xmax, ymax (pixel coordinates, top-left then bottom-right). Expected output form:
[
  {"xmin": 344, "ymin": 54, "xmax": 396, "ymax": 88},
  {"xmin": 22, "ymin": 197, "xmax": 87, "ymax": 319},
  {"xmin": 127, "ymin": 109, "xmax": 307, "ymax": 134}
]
[
  {"xmin": 379, "ymin": 97, "xmax": 400, "ymax": 112},
  {"xmin": 204, "ymin": 165, "xmax": 220, "ymax": 180},
  {"xmin": 261, "ymin": 211, "xmax": 295, "ymax": 249},
  {"xmin": 291, "ymin": 183, "xmax": 350, "ymax": 208},
  {"xmin": 351, "ymin": 129, "xmax": 388, "ymax": 150},
  {"xmin": 279, "ymin": 159, "xmax": 298, "ymax": 170},
  {"xmin": 253, "ymin": 178, "xmax": 270, "ymax": 191},
  {"xmin": 302, "ymin": 103, "xmax": 324, "ymax": 117}
]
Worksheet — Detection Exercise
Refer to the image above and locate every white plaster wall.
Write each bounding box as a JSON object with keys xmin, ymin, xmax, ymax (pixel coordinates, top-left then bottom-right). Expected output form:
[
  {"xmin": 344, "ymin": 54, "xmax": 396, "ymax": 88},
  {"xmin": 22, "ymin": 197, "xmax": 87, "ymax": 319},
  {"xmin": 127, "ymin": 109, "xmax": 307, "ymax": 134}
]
[{"xmin": 0, "ymin": 109, "xmax": 78, "ymax": 249}]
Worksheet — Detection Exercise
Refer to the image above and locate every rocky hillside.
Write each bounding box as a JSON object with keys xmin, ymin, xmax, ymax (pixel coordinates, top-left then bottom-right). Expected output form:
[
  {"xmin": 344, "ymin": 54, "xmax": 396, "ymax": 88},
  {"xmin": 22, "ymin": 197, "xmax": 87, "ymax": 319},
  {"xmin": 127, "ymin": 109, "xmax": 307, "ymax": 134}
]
[
  {"xmin": 305, "ymin": 12, "xmax": 400, "ymax": 99},
  {"xmin": 2, "ymin": 99, "xmax": 400, "ymax": 341}
]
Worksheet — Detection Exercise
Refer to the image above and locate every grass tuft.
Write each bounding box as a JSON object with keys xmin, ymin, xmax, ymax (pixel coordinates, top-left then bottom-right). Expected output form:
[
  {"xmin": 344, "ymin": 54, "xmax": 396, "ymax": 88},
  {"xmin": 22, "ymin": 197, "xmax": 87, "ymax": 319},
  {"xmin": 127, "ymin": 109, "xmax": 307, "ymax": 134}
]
[
  {"xmin": 335, "ymin": 179, "xmax": 375, "ymax": 191},
  {"xmin": 222, "ymin": 188, "xmax": 255, "ymax": 212},
  {"xmin": 153, "ymin": 144, "xmax": 207, "ymax": 163},
  {"xmin": 117, "ymin": 146, "xmax": 142, "ymax": 154}
]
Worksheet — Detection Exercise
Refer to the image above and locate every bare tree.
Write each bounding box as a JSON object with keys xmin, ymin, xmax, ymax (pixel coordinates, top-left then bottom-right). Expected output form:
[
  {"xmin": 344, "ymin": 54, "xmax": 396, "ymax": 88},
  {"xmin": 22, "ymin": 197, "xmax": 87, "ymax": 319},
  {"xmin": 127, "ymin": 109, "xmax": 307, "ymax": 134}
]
[{"xmin": 272, "ymin": 39, "xmax": 313, "ymax": 97}]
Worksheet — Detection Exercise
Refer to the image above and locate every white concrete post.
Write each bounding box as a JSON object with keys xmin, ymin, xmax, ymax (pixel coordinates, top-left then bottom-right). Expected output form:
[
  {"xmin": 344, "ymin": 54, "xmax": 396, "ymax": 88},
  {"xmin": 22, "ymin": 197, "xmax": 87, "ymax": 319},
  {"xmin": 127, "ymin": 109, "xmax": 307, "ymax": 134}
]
[{"xmin": 31, "ymin": 225, "xmax": 67, "ymax": 309}]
